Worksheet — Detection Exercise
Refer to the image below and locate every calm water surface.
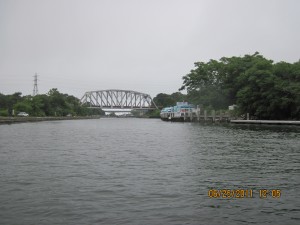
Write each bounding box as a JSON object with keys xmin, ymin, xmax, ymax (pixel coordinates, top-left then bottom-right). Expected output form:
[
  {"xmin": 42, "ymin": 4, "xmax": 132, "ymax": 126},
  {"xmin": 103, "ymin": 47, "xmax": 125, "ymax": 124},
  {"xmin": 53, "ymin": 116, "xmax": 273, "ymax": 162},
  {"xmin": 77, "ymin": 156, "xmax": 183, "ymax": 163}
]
[{"xmin": 0, "ymin": 118, "xmax": 299, "ymax": 224}]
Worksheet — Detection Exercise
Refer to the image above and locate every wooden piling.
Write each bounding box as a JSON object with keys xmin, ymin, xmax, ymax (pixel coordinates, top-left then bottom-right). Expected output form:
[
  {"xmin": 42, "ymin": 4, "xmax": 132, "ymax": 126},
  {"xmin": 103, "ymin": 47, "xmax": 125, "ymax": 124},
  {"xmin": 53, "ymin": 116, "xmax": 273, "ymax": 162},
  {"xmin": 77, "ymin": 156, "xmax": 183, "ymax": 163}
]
[
  {"xmin": 212, "ymin": 110, "xmax": 216, "ymax": 122},
  {"xmin": 197, "ymin": 105, "xmax": 200, "ymax": 121},
  {"xmin": 189, "ymin": 110, "xmax": 192, "ymax": 121}
]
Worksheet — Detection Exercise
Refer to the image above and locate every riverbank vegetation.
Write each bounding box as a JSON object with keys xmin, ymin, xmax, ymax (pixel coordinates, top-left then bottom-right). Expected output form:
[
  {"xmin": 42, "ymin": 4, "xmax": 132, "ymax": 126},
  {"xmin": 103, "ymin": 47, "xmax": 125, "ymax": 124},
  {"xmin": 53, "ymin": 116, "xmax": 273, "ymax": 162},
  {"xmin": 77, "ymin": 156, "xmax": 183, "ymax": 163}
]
[
  {"xmin": 153, "ymin": 92, "xmax": 186, "ymax": 109},
  {"xmin": 0, "ymin": 88, "xmax": 104, "ymax": 117},
  {"xmin": 154, "ymin": 52, "xmax": 300, "ymax": 120},
  {"xmin": 2, "ymin": 53, "xmax": 299, "ymax": 120}
]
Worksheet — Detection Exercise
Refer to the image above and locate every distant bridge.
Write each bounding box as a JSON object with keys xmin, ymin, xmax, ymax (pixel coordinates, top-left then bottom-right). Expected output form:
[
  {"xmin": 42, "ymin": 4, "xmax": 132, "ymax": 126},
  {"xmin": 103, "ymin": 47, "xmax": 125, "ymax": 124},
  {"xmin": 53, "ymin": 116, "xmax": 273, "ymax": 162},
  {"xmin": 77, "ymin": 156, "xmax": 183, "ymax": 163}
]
[{"xmin": 80, "ymin": 89, "xmax": 158, "ymax": 111}]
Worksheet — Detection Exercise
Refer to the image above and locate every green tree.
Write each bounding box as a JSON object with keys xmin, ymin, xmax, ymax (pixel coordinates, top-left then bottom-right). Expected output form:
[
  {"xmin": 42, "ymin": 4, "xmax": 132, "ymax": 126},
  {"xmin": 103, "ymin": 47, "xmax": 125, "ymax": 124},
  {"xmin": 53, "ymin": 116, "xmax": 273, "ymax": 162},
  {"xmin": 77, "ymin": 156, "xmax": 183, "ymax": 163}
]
[
  {"xmin": 153, "ymin": 92, "xmax": 187, "ymax": 109},
  {"xmin": 0, "ymin": 93, "xmax": 8, "ymax": 109},
  {"xmin": 30, "ymin": 95, "xmax": 45, "ymax": 116},
  {"xmin": 8, "ymin": 92, "xmax": 23, "ymax": 115},
  {"xmin": 35, "ymin": 94, "xmax": 51, "ymax": 116},
  {"xmin": 47, "ymin": 88, "xmax": 67, "ymax": 116},
  {"xmin": 180, "ymin": 58, "xmax": 230, "ymax": 109},
  {"xmin": 180, "ymin": 52, "xmax": 300, "ymax": 119},
  {"xmin": 14, "ymin": 101, "xmax": 32, "ymax": 114},
  {"xmin": 236, "ymin": 59, "xmax": 275, "ymax": 119},
  {"xmin": 153, "ymin": 93, "xmax": 176, "ymax": 108},
  {"xmin": 0, "ymin": 89, "xmax": 105, "ymax": 117}
]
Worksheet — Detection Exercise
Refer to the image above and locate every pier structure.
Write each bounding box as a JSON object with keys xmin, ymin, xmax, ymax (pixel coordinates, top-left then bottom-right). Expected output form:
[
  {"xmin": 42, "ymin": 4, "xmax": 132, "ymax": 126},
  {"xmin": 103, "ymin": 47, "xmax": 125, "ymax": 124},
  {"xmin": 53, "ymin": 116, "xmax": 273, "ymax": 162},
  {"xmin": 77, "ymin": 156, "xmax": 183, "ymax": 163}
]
[
  {"xmin": 167, "ymin": 108, "xmax": 300, "ymax": 125},
  {"xmin": 188, "ymin": 108, "xmax": 230, "ymax": 122},
  {"xmin": 162, "ymin": 106, "xmax": 231, "ymax": 122},
  {"xmin": 165, "ymin": 110, "xmax": 300, "ymax": 126}
]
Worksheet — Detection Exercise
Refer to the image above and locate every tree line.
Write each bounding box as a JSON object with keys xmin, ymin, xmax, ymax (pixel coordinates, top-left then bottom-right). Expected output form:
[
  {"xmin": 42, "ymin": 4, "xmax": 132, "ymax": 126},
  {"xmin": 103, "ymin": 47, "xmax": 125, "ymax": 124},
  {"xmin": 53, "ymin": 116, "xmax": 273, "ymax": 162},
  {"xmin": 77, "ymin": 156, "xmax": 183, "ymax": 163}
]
[
  {"xmin": 154, "ymin": 52, "xmax": 300, "ymax": 120},
  {"xmin": 2, "ymin": 53, "xmax": 299, "ymax": 120},
  {"xmin": 0, "ymin": 88, "xmax": 104, "ymax": 117}
]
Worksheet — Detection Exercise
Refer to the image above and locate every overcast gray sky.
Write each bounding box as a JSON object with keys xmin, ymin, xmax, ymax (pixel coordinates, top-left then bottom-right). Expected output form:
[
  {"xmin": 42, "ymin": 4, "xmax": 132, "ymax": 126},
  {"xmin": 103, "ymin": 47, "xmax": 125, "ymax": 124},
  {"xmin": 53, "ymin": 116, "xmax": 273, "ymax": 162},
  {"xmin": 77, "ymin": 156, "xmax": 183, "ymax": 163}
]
[{"xmin": 1, "ymin": 0, "xmax": 299, "ymax": 98}]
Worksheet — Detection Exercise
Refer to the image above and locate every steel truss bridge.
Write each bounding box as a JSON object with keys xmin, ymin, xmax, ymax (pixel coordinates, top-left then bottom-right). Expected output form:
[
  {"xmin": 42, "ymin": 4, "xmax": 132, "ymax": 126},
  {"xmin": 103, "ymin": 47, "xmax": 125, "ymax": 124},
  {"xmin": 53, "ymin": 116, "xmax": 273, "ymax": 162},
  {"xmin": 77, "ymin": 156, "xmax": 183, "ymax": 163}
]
[{"xmin": 80, "ymin": 89, "xmax": 158, "ymax": 111}]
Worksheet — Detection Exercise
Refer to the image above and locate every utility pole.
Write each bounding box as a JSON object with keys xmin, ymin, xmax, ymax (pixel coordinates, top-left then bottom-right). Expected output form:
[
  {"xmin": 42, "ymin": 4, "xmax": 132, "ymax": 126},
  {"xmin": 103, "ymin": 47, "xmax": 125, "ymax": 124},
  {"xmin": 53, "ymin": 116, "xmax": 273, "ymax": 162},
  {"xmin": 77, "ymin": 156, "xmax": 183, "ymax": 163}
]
[{"xmin": 33, "ymin": 73, "xmax": 38, "ymax": 96}]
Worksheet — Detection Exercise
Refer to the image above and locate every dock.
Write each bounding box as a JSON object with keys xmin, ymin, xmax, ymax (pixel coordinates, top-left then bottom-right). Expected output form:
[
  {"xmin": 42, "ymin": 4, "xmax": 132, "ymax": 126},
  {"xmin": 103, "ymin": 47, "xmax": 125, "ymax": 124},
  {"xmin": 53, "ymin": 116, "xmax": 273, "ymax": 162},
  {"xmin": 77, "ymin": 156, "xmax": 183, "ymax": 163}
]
[
  {"xmin": 162, "ymin": 108, "xmax": 231, "ymax": 122},
  {"xmin": 161, "ymin": 108, "xmax": 300, "ymax": 126}
]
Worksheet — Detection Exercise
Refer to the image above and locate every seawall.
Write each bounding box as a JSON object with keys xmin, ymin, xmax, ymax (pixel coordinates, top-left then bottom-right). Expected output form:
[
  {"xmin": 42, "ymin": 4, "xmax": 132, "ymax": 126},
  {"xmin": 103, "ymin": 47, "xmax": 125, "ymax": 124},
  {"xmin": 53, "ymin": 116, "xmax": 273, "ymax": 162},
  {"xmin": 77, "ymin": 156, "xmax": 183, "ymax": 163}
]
[
  {"xmin": 230, "ymin": 120, "xmax": 300, "ymax": 125},
  {"xmin": 0, "ymin": 116, "xmax": 101, "ymax": 125}
]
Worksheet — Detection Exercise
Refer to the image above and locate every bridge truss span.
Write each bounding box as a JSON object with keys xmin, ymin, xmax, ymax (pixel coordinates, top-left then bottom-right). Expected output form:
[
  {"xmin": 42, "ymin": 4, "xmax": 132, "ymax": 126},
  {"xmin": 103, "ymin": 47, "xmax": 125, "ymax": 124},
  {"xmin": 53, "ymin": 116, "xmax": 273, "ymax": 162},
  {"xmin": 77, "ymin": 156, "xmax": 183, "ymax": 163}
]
[{"xmin": 80, "ymin": 89, "xmax": 158, "ymax": 110}]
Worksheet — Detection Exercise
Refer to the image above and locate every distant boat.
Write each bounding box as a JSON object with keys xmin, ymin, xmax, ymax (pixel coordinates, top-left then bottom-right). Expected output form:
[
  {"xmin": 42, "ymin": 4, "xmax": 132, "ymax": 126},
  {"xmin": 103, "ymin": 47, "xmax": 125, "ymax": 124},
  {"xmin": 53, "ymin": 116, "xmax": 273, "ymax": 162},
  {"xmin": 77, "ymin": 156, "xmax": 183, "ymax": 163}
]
[{"xmin": 160, "ymin": 102, "xmax": 196, "ymax": 122}]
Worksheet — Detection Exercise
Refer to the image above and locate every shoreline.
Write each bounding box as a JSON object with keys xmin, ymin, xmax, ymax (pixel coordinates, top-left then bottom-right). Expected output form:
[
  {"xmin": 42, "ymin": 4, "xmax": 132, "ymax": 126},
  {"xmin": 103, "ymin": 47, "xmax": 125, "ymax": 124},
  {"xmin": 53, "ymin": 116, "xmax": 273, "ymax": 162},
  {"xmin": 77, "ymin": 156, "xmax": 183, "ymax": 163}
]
[
  {"xmin": 0, "ymin": 116, "xmax": 101, "ymax": 125},
  {"xmin": 230, "ymin": 120, "xmax": 300, "ymax": 126}
]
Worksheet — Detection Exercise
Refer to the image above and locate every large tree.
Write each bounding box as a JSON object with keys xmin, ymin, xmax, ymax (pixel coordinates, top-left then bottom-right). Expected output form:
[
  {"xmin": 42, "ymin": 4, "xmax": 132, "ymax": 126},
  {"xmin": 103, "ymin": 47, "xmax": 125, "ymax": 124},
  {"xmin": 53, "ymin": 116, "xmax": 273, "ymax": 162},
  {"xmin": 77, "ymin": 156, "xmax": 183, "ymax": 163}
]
[
  {"xmin": 153, "ymin": 92, "xmax": 187, "ymax": 108},
  {"xmin": 180, "ymin": 53, "xmax": 300, "ymax": 119}
]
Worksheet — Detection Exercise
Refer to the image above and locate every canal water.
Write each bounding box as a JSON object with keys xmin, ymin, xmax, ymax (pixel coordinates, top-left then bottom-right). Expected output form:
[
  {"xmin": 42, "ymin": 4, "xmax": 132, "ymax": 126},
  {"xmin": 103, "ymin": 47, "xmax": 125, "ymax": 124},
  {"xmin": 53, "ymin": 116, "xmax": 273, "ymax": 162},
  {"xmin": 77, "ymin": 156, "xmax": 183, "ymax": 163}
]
[{"xmin": 0, "ymin": 118, "xmax": 299, "ymax": 225}]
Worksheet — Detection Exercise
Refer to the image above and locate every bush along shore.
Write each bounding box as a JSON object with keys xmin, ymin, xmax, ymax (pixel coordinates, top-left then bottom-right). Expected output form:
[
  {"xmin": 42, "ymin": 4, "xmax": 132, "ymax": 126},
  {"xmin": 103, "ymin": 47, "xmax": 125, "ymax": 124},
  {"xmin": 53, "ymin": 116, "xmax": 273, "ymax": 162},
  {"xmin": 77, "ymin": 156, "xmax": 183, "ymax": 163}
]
[{"xmin": 0, "ymin": 88, "xmax": 105, "ymax": 119}]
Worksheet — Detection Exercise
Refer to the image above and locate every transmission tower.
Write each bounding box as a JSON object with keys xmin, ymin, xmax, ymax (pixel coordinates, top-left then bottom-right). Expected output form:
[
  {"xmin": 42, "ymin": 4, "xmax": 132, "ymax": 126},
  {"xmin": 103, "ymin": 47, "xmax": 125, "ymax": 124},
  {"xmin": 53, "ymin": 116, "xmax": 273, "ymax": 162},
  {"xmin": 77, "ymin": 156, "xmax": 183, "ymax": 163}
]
[{"xmin": 33, "ymin": 73, "xmax": 38, "ymax": 96}]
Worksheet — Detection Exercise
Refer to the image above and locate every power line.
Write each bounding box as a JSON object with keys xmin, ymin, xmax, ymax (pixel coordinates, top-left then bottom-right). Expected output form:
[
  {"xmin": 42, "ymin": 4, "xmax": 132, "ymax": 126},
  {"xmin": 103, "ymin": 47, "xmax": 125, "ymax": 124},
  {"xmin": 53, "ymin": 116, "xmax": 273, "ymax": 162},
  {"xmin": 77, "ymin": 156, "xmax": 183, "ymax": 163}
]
[{"xmin": 33, "ymin": 73, "xmax": 38, "ymax": 96}]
